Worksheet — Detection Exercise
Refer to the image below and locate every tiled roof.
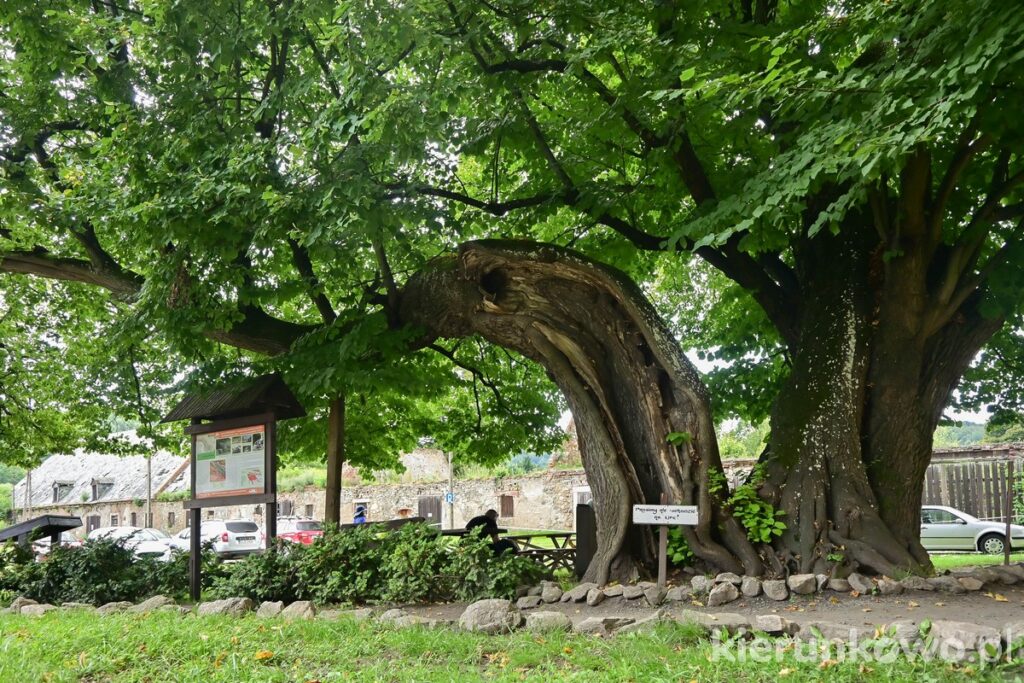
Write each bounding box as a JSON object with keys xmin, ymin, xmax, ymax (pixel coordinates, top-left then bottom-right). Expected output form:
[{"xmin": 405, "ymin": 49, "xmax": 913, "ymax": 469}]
[{"xmin": 12, "ymin": 447, "xmax": 188, "ymax": 509}]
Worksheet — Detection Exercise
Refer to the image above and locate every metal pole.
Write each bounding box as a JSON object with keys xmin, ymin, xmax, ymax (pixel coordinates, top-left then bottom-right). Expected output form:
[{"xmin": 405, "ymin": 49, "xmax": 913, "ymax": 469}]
[
  {"xmin": 658, "ymin": 492, "xmax": 668, "ymax": 588},
  {"xmin": 447, "ymin": 452, "xmax": 454, "ymax": 530},
  {"xmin": 1006, "ymin": 460, "xmax": 1015, "ymax": 566}
]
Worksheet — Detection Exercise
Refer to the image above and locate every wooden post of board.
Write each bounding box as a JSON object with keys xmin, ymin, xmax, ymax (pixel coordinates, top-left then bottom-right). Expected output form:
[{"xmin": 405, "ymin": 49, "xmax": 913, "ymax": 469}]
[
  {"xmin": 189, "ymin": 418, "xmax": 202, "ymax": 602},
  {"xmin": 1006, "ymin": 459, "xmax": 1015, "ymax": 567},
  {"xmin": 658, "ymin": 492, "xmax": 668, "ymax": 588}
]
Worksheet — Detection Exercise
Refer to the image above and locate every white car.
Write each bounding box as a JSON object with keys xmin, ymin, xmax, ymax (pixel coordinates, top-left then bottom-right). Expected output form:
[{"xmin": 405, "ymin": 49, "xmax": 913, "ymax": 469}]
[
  {"xmin": 920, "ymin": 505, "xmax": 1024, "ymax": 554},
  {"xmin": 87, "ymin": 526, "xmax": 172, "ymax": 561},
  {"xmin": 169, "ymin": 519, "xmax": 263, "ymax": 559}
]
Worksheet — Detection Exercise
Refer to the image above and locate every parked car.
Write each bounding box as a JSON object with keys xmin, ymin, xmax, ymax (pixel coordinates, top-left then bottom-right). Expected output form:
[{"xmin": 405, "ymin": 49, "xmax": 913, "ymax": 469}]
[
  {"xmin": 87, "ymin": 526, "xmax": 172, "ymax": 561},
  {"xmin": 277, "ymin": 517, "xmax": 324, "ymax": 545},
  {"xmin": 31, "ymin": 532, "xmax": 82, "ymax": 559},
  {"xmin": 920, "ymin": 505, "xmax": 1024, "ymax": 554},
  {"xmin": 169, "ymin": 519, "xmax": 263, "ymax": 559}
]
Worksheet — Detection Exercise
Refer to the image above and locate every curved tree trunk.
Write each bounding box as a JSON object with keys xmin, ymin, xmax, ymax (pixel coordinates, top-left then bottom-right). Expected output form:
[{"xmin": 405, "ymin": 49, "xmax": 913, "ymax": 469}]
[{"xmin": 399, "ymin": 240, "xmax": 761, "ymax": 583}]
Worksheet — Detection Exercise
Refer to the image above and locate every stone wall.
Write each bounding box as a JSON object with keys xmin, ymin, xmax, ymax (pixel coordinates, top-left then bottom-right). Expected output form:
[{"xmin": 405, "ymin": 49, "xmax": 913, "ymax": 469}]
[{"xmin": 14, "ymin": 469, "xmax": 591, "ymax": 538}]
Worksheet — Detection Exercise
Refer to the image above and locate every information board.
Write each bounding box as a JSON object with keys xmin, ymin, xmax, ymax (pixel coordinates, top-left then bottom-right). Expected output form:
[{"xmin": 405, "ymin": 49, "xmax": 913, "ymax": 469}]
[
  {"xmin": 194, "ymin": 424, "xmax": 266, "ymax": 498},
  {"xmin": 632, "ymin": 504, "xmax": 698, "ymax": 526}
]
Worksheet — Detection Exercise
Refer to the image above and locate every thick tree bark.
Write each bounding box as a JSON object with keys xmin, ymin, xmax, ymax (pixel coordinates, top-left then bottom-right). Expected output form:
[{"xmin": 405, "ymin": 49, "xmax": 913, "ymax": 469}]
[
  {"xmin": 759, "ymin": 226, "xmax": 923, "ymax": 575},
  {"xmin": 400, "ymin": 240, "xmax": 761, "ymax": 583}
]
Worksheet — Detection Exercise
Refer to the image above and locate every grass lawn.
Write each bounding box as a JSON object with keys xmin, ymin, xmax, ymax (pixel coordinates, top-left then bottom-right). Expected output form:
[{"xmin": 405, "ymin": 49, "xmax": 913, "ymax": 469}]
[
  {"xmin": 0, "ymin": 611, "xmax": 1016, "ymax": 682},
  {"xmin": 930, "ymin": 553, "xmax": 1024, "ymax": 571}
]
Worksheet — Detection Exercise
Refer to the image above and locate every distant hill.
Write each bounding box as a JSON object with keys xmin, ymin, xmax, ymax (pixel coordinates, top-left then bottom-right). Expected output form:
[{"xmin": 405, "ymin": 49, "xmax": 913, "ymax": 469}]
[{"xmin": 933, "ymin": 422, "xmax": 986, "ymax": 448}]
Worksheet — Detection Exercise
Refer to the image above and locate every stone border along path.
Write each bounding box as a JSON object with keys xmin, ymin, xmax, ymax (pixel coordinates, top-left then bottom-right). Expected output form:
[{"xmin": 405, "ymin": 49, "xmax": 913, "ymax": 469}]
[{"xmin": 5, "ymin": 563, "xmax": 1024, "ymax": 662}]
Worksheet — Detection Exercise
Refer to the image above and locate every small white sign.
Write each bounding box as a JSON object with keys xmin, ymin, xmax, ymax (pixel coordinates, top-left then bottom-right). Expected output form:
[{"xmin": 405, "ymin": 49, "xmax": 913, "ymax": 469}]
[
  {"xmin": 632, "ymin": 504, "xmax": 698, "ymax": 526},
  {"xmin": 444, "ymin": 492, "xmax": 455, "ymax": 504}
]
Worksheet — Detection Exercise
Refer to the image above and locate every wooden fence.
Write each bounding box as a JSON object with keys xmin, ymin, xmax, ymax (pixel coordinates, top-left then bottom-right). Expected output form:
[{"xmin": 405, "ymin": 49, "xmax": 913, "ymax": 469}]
[{"xmin": 921, "ymin": 453, "xmax": 1022, "ymax": 521}]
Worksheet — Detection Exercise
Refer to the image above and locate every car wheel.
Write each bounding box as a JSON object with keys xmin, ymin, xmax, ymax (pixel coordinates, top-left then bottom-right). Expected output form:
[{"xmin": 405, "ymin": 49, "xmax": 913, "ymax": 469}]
[{"xmin": 979, "ymin": 533, "xmax": 1006, "ymax": 555}]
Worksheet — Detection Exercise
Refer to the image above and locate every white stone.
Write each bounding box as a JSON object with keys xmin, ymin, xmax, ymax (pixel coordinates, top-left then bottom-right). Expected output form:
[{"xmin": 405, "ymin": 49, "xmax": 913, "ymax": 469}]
[
  {"xmin": 540, "ymin": 585, "xmax": 562, "ymax": 603},
  {"xmin": 585, "ymin": 588, "xmax": 605, "ymax": 607},
  {"xmin": 762, "ymin": 579, "xmax": 789, "ymax": 601},
  {"xmin": 787, "ymin": 574, "xmax": 817, "ymax": 595},
  {"xmin": 847, "ymin": 573, "xmax": 874, "ymax": 594},
  {"xmin": 97, "ymin": 601, "xmax": 134, "ymax": 615},
  {"xmin": 707, "ymin": 582, "xmax": 739, "ymax": 607},
  {"xmin": 256, "ymin": 601, "xmax": 284, "ymax": 618},
  {"xmin": 524, "ymin": 611, "xmax": 572, "ymax": 633},
  {"xmin": 458, "ymin": 599, "xmax": 523, "ymax": 634},
  {"xmin": 281, "ymin": 601, "xmax": 316, "ymax": 620},
  {"xmin": 517, "ymin": 596, "xmax": 542, "ymax": 610},
  {"xmin": 740, "ymin": 576, "xmax": 761, "ymax": 597},
  {"xmin": 574, "ymin": 616, "xmax": 634, "ymax": 635},
  {"xmin": 196, "ymin": 597, "xmax": 255, "ymax": 617},
  {"xmin": 827, "ymin": 578, "xmax": 850, "ymax": 592},
  {"xmin": 129, "ymin": 595, "xmax": 176, "ymax": 613},
  {"xmin": 21, "ymin": 604, "xmax": 56, "ymax": 617}
]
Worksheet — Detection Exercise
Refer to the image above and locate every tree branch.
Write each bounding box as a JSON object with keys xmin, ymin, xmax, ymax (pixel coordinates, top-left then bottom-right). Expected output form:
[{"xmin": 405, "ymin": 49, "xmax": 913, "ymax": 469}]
[
  {"xmin": 287, "ymin": 236, "xmax": 336, "ymax": 324},
  {"xmin": 428, "ymin": 342, "xmax": 510, "ymax": 416},
  {"xmin": 929, "ymin": 132, "xmax": 991, "ymax": 243}
]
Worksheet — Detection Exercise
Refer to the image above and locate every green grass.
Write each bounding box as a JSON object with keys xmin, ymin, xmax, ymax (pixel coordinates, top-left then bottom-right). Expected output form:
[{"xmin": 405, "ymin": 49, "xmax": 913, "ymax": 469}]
[
  {"xmin": 930, "ymin": 552, "xmax": 1024, "ymax": 570},
  {"xmin": 0, "ymin": 611, "xmax": 1014, "ymax": 682}
]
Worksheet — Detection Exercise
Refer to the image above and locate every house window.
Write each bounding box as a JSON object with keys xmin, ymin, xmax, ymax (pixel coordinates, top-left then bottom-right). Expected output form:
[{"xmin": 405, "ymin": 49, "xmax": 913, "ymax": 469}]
[
  {"xmin": 130, "ymin": 512, "xmax": 138, "ymax": 527},
  {"xmin": 305, "ymin": 504, "xmax": 314, "ymax": 518},
  {"xmin": 110, "ymin": 514, "xmax": 119, "ymax": 526},
  {"xmin": 278, "ymin": 500, "xmax": 294, "ymax": 516},
  {"xmin": 353, "ymin": 500, "xmax": 369, "ymax": 520},
  {"xmin": 52, "ymin": 482, "xmax": 74, "ymax": 503},
  {"xmin": 91, "ymin": 479, "xmax": 114, "ymax": 501},
  {"xmin": 499, "ymin": 495, "xmax": 514, "ymax": 518},
  {"xmin": 206, "ymin": 510, "xmax": 215, "ymax": 519},
  {"xmin": 185, "ymin": 515, "xmax": 191, "ymax": 528},
  {"xmin": 168, "ymin": 512, "xmax": 176, "ymax": 528}
]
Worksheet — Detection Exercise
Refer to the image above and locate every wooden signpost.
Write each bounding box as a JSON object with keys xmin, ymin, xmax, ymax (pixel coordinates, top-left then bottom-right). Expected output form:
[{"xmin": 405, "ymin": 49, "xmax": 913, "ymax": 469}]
[
  {"xmin": 162, "ymin": 374, "xmax": 305, "ymax": 601},
  {"xmin": 632, "ymin": 495, "xmax": 699, "ymax": 588}
]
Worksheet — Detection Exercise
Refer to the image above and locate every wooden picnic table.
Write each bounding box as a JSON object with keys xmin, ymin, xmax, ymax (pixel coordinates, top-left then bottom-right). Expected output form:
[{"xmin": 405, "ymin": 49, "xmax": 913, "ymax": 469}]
[
  {"xmin": 439, "ymin": 528, "xmax": 576, "ymax": 575},
  {"xmin": 506, "ymin": 532, "xmax": 576, "ymax": 575}
]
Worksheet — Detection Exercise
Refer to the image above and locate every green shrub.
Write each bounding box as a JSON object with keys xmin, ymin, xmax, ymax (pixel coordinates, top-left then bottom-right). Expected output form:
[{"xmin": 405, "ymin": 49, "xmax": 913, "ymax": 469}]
[
  {"xmin": 667, "ymin": 527, "xmax": 695, "ymax": 567},
  {"xmin": 210, "ymin": 544, "xmax": 302, "ymax": 603},
  {"xmin": 211, "ymin": 522, "xmax": 545, "ymax": 606},
  {"xmin": 296, "ymin": 524, "xmax": 399, "ymax": 604},
  {"xmin": 443, "ymin": 534, "xmax": 543, "ymax": 602},
  {"xmin": 0, "ymin": 538, "xmax": 217, "ymax": 605},
  {"xmin": 380, "ymin": 524, "xmax": 451, "ymax": 603}
]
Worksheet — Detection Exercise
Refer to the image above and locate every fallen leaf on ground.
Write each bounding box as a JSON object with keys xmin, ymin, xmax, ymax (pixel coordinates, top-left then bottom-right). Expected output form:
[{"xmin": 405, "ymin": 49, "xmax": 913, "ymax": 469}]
[
  {"xmin": 907, "ymin": 601, "xmax": 919, "ymax": 608},
  {"xmin": 862, "ymin": 608, "xmax": 872, "ymax": 612},
  {"xmin": 779, "ymin": 668, "xmax": 794, "ymax": 677},
  {"xmin": 255, "ymin": 650, "xmax": 274, "ymax": 662}
]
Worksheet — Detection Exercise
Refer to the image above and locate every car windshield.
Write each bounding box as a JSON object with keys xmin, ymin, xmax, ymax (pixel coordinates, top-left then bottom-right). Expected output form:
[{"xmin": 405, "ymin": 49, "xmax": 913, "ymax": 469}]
[
  {"xmin": 296, "ymin": 521, "xmax": 322, "ymax": 531},
  {"xmin": 225, "ymin": 521, "xmax": 259, "ymax": 533}
]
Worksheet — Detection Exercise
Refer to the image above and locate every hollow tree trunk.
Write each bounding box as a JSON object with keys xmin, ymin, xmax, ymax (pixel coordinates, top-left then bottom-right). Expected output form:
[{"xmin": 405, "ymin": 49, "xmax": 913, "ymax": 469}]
[{"xmin": 399, "ymin": 240, "xmax": 761, "ymax": 584}]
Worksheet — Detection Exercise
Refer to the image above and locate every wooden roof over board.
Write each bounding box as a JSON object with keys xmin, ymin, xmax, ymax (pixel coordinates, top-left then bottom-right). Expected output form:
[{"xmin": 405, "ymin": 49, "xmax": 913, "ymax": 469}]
[{"xmin": 161, "ymin": 373, "xmax": 306, "ymax": 423}]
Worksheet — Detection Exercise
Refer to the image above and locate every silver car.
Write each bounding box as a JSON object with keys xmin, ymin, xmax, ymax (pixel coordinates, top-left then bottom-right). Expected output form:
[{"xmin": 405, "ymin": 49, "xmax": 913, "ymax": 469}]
[
  {"xmin": 920, "ymin": 505, "xmax": 1024, "ymax": 554},
  {"xmin": 169, "ymin": 519, "xmax": 263, "ymax": 559}
]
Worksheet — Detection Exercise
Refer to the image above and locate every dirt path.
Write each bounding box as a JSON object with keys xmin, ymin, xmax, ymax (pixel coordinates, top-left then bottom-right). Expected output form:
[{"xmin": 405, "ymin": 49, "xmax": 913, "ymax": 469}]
[{"xmin": 405, "ymin": 584, "xmax": 1024, "ymax": 630}]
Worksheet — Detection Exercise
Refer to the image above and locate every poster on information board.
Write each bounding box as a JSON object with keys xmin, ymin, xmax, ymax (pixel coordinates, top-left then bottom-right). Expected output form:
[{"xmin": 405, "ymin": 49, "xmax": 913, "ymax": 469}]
[{"xmin": 194, "ymin": 424, "xmax": 266, "ymax": 498}]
